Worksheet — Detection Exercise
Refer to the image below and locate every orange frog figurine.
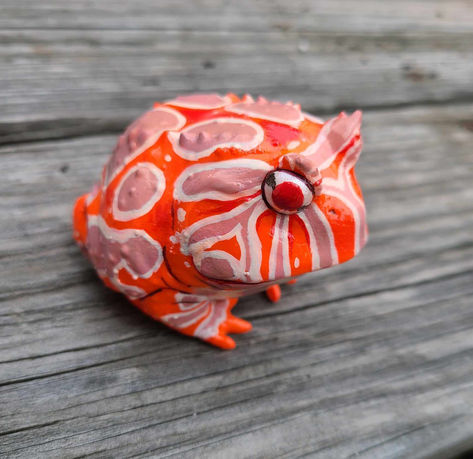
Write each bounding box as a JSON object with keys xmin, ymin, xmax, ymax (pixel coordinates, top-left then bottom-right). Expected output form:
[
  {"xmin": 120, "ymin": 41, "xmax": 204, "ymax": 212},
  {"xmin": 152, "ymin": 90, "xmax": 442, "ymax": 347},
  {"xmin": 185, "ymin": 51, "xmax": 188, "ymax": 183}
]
[{"xmin": 73, "ymin": 93, "xmax": 368, "ymax": 349}]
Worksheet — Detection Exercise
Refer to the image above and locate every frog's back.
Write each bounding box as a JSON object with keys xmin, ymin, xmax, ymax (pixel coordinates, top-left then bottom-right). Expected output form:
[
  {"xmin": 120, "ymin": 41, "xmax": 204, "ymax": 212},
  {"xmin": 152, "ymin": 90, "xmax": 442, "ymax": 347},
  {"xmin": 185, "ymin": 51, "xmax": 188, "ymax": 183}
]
[{"xmin": 72, "ymin": 100, "xmax": 188, "ymax": 297}]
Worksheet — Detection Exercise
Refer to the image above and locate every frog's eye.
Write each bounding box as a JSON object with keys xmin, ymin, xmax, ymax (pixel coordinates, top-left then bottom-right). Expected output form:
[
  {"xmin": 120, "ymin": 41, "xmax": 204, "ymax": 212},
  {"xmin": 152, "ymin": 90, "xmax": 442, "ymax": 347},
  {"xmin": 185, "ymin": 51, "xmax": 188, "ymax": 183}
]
[{"xmin": 262, "ymin": 170, "xmax": 314, "ymax": 215}]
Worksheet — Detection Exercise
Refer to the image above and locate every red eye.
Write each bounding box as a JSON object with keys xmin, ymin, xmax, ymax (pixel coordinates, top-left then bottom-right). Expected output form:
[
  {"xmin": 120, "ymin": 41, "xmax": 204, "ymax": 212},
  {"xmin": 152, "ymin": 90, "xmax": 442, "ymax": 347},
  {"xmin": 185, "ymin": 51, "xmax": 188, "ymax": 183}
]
[{"xmin": 263, "ymin": 170, "xmax": 314, "ymax": 214}]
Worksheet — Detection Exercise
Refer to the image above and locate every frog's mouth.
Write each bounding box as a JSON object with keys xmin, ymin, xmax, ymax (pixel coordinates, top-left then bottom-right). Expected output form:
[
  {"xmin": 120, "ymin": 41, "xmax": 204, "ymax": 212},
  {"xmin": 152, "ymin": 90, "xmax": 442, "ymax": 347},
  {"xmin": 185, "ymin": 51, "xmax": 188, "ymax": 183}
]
[
  {"xmin": 206, "ymin": 276, "xmax": 279, "ymax": 288},
  {"xmin": 200, "ymin": 276, "xmax": 286, "ymax": 296}
]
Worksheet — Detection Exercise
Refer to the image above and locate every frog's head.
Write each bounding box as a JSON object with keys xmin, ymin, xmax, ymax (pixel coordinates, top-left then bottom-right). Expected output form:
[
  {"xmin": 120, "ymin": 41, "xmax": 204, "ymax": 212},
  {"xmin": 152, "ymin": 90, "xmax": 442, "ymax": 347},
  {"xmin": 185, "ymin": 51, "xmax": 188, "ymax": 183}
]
[{"xmin": 173, "ymin": 111, "xmax": 367, "ymax": 288}]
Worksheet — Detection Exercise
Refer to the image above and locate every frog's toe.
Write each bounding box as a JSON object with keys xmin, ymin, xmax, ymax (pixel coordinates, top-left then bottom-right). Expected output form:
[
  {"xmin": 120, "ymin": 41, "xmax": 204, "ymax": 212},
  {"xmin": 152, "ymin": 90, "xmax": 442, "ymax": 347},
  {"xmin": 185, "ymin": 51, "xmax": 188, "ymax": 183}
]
[
  {"xmin": 206, "ymin": 334, "xmax": 236, "ymax": 350},
  {"xmin": 266, "ymin": 284, "xmax": 281, "ymax": 302},
  {"xmin": 287, "ymin": 279, "xmax": 297, "ymax": 285},
  {"xmin": 224, "ymin": 315, "xmax": 252, "ymax": 334},
  {"xmin": 206, "ymin": 314, "xmax": 252, "ymax": 350}
]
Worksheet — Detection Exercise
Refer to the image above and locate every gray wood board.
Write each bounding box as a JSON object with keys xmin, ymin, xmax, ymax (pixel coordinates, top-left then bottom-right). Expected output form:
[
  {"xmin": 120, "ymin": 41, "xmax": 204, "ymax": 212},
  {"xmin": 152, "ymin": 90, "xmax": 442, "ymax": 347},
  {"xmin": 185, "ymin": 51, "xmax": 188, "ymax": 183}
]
[
  {"xmin": 1, "ymin": 103, "xmax": 473, "ymax": 458},
  {"xmin": 1, "ymin": 0, "xmax": 473, "ymax": 144}
]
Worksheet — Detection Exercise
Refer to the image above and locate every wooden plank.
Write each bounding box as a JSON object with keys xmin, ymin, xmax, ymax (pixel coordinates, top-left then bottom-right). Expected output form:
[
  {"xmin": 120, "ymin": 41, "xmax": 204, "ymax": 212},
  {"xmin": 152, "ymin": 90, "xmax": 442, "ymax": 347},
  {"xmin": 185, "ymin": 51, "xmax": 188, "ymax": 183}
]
[
  {"xmin": 2, "ymin": 0, "xmax": 473, "ymax": 32},
  {"xmin": 1, "ymin": 0, "xmax": 473, "ymax": 143},
  {"xmin": 1, "ymin": 102, "xmax": 473, "ymax": 457}
]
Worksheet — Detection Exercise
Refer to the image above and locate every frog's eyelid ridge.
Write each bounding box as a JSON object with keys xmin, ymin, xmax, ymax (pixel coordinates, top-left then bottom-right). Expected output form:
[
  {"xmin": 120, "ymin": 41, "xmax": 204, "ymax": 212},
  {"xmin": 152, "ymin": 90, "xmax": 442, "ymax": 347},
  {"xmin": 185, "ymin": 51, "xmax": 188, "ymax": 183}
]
[
  {"xmin": 174, "ymin": 158, "xmax": 271, "ymax": 202},
  {"xmin": 278, "ymin": 110, "xmax": 362, "ymax": 185}
]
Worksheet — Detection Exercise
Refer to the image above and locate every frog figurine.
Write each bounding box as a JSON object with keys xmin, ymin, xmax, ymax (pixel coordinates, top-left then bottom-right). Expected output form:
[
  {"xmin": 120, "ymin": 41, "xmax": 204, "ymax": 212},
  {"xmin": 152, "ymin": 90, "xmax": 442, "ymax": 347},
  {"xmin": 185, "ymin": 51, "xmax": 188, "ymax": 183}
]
[{"xmin": 73, "ymin": 93, "xmax": 368, "ymax": 349}]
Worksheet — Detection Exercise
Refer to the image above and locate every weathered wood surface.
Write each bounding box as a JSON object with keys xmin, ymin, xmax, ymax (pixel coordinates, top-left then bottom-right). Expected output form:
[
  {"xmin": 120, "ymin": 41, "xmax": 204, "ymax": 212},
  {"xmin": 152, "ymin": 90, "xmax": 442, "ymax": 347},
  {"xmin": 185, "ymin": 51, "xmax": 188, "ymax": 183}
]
[
  {"xmin": 2, "ymin": 0, "xmax": 473, "ymax": 145},
  {"xmin": 1, "ymin": 1, "xmax": 473, "ymax": 457}
]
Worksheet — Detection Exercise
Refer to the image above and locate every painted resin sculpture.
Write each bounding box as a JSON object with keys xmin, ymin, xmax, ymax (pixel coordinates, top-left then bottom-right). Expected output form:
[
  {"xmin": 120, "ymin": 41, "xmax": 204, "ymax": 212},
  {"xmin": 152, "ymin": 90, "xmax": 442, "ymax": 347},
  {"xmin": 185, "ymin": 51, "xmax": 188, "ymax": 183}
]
[{"xmin": 73, "ymin": 93, "xmax": 367, "ymax": 349}]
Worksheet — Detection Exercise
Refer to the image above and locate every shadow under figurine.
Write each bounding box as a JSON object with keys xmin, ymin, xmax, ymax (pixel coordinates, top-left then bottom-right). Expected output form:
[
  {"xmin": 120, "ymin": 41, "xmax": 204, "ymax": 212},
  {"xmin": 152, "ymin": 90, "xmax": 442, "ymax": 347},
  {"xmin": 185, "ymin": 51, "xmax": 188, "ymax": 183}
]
[{"xmin": 73, "ymin": 93, "xmax": 368, "ymax": 349}]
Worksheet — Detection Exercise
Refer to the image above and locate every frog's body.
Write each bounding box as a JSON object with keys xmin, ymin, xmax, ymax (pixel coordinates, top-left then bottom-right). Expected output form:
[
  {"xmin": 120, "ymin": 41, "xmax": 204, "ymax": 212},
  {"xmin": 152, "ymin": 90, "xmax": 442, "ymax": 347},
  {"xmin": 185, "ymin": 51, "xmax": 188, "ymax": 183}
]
[{"xmin": 73, "ymin": 93, "xmax": 367, "ymax": 349}]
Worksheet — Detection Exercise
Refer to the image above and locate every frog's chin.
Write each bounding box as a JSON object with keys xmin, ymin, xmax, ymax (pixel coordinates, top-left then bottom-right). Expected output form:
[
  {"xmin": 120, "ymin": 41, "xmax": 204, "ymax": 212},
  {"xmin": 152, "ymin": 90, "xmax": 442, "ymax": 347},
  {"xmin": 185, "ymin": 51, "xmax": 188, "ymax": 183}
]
[{"xmin": 188, "ymin": 255, "xmax": 297, "ymax": 293}]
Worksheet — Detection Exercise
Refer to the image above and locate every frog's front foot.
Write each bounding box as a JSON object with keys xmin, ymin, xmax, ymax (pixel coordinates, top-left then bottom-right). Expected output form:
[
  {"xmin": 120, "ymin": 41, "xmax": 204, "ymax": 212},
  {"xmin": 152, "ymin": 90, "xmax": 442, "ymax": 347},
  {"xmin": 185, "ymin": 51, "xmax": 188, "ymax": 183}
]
[
  {"xmin": 266, "ymin": 285, "xmax": 281, "ymax": 302},
  {"xmin": 206, "ymin": 311, "xmax": 252, "ymax": 350},
  {"xmin": 265, "ymin": 280, "xmax": 298, "ymax": 302},
  {"xmin": 134, "ymin": 291, "xmax": 251, "ymax": 350}
]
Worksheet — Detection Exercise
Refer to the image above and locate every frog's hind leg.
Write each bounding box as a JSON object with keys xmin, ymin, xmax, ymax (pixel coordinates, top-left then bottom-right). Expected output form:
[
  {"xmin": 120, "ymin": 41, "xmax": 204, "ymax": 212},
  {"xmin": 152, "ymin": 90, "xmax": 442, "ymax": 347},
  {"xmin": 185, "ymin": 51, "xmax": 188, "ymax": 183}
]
[{"xmin": 133, "ymin": 290, "xmax": 251, "ymax": 350}]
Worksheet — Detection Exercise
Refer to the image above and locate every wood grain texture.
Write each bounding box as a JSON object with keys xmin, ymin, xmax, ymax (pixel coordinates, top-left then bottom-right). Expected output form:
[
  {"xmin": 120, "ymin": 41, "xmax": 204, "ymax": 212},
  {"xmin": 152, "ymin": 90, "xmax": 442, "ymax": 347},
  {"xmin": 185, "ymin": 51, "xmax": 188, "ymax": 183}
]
[
  {"xmin": 2, "ymin": 1, "xmax": 473, "ymax": 458},
  {"xmin": 1, "ymin": 0, "xmax": 473, "ymax": 144}
]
